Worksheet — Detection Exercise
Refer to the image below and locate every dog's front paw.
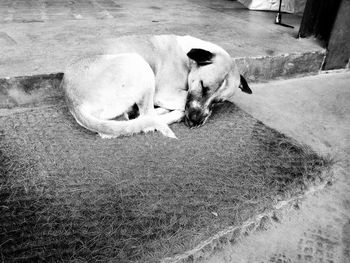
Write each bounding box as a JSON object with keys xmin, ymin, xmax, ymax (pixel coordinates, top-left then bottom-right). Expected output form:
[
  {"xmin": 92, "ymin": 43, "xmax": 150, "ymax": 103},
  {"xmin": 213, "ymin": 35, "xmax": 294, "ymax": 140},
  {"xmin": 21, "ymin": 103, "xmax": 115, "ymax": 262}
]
[
  {"xmin": 163, "ymin": 129, "xmax": 177, "ymax": 139},
  {"xmin": 98, "ymin": 133, "xmax": 114, "ymax": 139},
  {"xmin": 157, "ymin": 125, "xmax": 177, "ymax": 139}
]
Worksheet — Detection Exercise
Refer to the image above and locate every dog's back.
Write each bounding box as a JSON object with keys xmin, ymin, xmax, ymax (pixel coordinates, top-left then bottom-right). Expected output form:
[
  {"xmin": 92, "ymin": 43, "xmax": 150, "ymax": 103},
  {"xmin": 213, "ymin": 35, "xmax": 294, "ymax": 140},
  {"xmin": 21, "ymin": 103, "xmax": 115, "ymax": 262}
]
[{"xmin": 62, "ymin": 53, "xmax": 176, "ymax": 138}]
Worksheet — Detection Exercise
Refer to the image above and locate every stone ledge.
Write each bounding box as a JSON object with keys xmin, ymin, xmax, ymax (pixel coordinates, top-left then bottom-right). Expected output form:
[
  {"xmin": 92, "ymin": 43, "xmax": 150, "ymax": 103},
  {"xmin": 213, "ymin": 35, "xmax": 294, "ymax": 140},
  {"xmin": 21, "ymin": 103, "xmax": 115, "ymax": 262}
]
[{"xmin": 235, "ymin": 50, "xmax": 326, "ymax": 82}]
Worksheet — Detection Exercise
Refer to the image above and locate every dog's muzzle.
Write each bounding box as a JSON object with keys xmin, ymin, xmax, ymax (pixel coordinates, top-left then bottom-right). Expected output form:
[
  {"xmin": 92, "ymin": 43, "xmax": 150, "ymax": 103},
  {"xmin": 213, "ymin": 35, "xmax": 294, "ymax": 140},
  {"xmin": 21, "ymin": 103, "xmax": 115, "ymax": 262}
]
[{"xmin": 184, "ymin": 105, "xmax": 208, "ymax": 128}]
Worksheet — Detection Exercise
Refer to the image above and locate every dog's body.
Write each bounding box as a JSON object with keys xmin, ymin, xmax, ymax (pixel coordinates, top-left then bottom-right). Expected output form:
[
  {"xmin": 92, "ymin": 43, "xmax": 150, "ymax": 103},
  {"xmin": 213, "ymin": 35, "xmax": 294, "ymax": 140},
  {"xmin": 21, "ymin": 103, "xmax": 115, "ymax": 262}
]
[{"xmin": 62, "ymin": 35, "xmax": 251, "ymax": 138}]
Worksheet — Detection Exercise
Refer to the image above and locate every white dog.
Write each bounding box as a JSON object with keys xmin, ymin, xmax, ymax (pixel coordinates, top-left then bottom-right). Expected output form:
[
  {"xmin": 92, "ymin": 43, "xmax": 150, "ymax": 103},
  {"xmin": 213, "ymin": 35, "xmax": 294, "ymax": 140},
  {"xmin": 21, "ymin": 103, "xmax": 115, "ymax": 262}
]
[{"xmin": 61, "ymin": 35, "xmax": 252, "ymax": 138}]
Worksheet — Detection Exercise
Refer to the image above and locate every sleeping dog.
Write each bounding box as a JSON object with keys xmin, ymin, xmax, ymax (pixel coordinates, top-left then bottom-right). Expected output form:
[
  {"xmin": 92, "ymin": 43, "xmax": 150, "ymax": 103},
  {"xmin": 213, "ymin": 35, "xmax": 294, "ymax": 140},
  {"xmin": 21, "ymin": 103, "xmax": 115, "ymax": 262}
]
[{"xmin": 62, "ymin": 35, "xmax": 252, "ymax": 138}]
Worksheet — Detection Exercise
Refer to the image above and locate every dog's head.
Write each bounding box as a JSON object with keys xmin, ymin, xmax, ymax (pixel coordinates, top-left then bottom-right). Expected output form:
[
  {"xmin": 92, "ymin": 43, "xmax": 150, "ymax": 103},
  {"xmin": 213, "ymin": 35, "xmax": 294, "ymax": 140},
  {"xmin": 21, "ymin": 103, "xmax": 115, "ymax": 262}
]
[{"xmin": 184, "ymin": 48, "xmax": 252, "ymax": 128}]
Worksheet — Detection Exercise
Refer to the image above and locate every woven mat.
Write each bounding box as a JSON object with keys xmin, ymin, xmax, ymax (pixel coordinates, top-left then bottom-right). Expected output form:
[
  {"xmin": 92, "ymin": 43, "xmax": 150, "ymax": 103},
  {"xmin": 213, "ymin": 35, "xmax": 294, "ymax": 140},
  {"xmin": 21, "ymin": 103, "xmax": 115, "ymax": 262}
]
[{"xmin": 0, "ymin": 98, "xmax": 327, "ymax": 262}]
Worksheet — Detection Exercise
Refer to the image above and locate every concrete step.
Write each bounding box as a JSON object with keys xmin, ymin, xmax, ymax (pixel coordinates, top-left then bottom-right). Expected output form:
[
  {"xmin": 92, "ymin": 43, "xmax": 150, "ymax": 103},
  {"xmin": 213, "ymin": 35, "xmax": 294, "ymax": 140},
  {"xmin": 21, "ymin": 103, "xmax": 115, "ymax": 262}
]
[
  {"xmin": 0, "ymin": 49, "xmax": 326, "ymax": 110},
  {"xmin": 236, "ymin": 50, "xmax": 325, "ymax": 82}
]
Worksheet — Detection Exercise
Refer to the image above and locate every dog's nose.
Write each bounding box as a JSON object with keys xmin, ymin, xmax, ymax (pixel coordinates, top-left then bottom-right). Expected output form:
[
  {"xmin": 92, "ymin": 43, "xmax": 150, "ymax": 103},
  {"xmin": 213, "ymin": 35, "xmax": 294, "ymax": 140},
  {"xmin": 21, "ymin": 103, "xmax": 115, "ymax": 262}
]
[
  {"xmin": 189, "ymin": 109, "xmax": 202, "ymax": 123},
  {"xmin": 185, "ymin": 108, "xmax": 205, "ymax": 127}
]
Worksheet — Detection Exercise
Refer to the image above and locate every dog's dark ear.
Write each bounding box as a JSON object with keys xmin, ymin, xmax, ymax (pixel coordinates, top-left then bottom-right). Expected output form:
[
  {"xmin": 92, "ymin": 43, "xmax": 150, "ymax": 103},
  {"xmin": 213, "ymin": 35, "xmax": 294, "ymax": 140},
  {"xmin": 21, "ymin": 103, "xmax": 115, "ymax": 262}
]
[
  {"xmin": 187, "ymin": 48, "xmax": 214, "ymax": 66},
  {"xmin": 239, "ymin": 75, "xmax": 252, "ymax": 94}
]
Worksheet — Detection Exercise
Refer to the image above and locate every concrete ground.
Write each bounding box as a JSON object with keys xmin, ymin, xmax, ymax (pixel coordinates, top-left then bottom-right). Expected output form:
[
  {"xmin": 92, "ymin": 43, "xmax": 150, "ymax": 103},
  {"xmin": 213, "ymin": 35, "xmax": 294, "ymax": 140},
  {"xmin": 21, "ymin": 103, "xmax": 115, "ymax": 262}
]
[
  {"xmin": 1, "ymin": 0, "xmax": 349, "ymax": 262},
  {"xmin": 0, "ymin": 0, "xmax": 323, "ymax": 78}
]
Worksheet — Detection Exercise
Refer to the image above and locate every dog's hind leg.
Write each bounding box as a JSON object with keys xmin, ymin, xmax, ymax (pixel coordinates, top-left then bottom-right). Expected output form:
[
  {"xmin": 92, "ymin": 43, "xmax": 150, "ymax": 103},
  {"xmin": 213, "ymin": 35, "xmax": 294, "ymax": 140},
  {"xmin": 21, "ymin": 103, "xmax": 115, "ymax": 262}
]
[
  {"xmin": 138, "ymin": 89, "xmax": 157, "ymax": 117},
  {"xmin": 132, "ymin": 78, "xmax": 176, "ymax": 138}
]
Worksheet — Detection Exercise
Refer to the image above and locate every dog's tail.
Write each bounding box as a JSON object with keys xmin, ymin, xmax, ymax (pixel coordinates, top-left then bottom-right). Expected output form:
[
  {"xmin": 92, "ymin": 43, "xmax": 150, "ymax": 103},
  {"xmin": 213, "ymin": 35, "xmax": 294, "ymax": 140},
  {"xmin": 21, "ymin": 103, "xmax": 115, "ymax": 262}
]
[{"xmin": 69, "ymin": 105, "xmax": 176, "ymax": 139}]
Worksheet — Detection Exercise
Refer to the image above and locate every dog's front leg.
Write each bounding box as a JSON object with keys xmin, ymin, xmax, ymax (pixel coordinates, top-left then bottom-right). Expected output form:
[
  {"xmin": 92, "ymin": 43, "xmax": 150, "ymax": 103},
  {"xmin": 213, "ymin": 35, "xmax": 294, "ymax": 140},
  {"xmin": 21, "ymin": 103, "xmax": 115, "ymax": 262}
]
[
  {"xmin": 154, "ymin": 89, "xmax": 186, "ymax": 124},
  {"xmin": 154, "ymin": 108, "xmax": 170, "ymax": 115},
  {"xmin": 156, "ymin": 110, "xmax": 185, "ymax": 125}
]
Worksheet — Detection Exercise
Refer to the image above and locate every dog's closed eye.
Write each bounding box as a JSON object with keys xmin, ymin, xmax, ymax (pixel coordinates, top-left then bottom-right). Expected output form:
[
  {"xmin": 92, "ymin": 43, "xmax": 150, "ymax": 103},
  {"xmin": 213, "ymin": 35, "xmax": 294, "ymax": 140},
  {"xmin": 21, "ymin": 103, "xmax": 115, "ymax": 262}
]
[{"xmin": 200, "ymin": 81, "xmax": 210, "ymax": 97}]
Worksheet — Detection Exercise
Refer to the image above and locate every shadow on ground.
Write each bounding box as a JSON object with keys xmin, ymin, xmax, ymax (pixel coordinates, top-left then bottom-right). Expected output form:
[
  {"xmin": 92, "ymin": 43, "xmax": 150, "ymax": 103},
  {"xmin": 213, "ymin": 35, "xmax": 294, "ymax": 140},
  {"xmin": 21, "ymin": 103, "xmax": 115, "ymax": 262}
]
[{"xmin": 0, "ymin": 75, "xmax": 331, "ymax": 262}]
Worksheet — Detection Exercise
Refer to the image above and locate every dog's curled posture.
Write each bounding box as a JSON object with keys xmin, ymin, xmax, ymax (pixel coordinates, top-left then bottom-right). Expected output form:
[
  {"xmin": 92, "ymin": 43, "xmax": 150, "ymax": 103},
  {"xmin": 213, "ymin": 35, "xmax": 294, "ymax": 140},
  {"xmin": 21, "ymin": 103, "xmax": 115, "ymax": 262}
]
[{"xmin": 62, "ymin": 35, "xmax": 252, "ymax": 139}]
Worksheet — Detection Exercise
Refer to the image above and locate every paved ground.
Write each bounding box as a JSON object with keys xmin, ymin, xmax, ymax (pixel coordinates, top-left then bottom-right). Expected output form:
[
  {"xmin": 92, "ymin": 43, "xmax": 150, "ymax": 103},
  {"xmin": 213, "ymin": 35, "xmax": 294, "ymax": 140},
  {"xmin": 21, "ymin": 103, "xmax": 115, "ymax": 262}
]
[
  {"xmin": 202, "ymin": 72, "xmax": 350, "ymax": 263},
  {"xmin": 0, "ymin": 0, "xmax": 322, "ymax": 78}
]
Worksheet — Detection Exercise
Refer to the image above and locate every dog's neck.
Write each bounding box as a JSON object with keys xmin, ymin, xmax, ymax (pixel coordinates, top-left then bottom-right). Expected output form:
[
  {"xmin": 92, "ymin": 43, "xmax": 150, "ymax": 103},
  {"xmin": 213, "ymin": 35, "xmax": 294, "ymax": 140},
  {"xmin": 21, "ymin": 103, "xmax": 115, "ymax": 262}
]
[{"xmin": 151, "ymin": 35, "xmax": 192, "ymax": 74}]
